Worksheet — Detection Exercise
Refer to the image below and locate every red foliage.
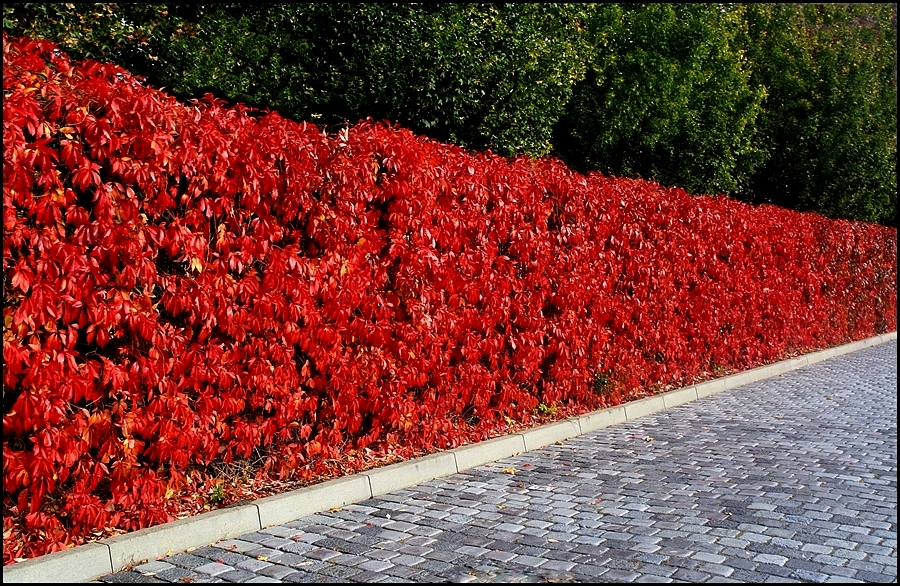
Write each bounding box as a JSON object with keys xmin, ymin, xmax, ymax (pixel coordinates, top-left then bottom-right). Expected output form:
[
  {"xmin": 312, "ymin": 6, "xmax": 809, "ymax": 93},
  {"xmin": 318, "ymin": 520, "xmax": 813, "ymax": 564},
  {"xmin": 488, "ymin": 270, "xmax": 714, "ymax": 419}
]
[{"xmin": 3, "ymin": 34, "xmax": 896, "ymax": 563}]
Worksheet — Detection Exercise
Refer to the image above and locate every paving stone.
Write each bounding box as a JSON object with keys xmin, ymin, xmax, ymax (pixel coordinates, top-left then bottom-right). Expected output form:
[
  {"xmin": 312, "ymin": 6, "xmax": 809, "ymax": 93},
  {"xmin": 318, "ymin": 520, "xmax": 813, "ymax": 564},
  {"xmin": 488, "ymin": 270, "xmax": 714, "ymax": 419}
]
[
  {"xmin": 100, "ymin": 571, "xmax": 165, "ymax": 583},
  {"xmin": 366, "ymin": 549, "xmax": 401, "ymax": 561},
  {"xmin": 358, "ymin": 558, "xmax": 395, "ymax": 572},
  {"xmin": 854, "ymin": 569, "xmax": 898, "ymax": 582},
  {"xmin": 217, "ymin": 569, "xmax": 257, "ymax": 583},
  {"xmin": 790, "ymin": 568, "xmax": 832, "ymax": 583},
  {"xmin": 801, "ymin": 543, "xmax": 834, "ymax": 555},
  {"xmin": 167, "ymin": 553, "xmax": 212, "ymax": 570},
  {"xmin": 390, "ymin": 554, "xmax": 426, "ymax": 567},
  {"xmin": 848, "ymin": 559, "xmax": 891, "ymax": 574},
  {"xmin": 510, "ymin": 554, "xmax": 547, "ymax": 568},
  {"xmin": 234, "ymin": 558, "xmax": 272, "ymax": 573},
  {"xmin": 133, "ymin": 561, "xmax": 176, "ymax": 575},
  {"xmin": 602, "ymin": 568, "xmax": 641, "ymax": 581},
  {"xmin": 304, "ymin": 548, "xmax": 342, "ymax": 562},
  {"xmin": 152, "ymin": 568, "xmax": 195, "ymax": 582},
  {"xmin": 257, "ymin": 565, "xmax": 298, "ymax": 580},
  {"xmin": 383, "ymin": 564, "xmax": 425, "ymax": 579},
  {"xmin": 757, "ymin": 563, "xmax": 796, "ymax": 578},
  {"xmin": 693, "ymin": 551, "xmax": 727, "ymax": 564},
  {"xmin": 699, "ymin": 562, "xmax": 737, "ymax": 578},
  {"xmin": 672, "ymin": 568, "xmax": 715, "ymax": 582},
  {"xmin": 812, "ymin": 554, "xmax": 851, "ymax": 567}
]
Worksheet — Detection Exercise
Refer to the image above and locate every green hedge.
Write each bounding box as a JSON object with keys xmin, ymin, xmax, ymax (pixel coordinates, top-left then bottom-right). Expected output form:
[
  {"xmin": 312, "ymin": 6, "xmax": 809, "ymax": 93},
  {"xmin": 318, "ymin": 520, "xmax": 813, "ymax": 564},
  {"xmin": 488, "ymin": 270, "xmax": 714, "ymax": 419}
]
[
  {"xmin": 740, "ymin": 3, "xmax": 897, "ymax": 226},
  {"xmin": 551, "ymin": 4, "xmax": 767, "ymax": 198}
]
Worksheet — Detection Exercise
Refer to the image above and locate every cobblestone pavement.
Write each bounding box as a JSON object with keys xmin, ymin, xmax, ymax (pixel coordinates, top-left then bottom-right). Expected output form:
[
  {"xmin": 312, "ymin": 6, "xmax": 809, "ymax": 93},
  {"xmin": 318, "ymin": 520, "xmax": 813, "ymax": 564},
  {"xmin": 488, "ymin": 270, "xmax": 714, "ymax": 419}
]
[{"xmin": 100, "ymin": 341, "xmax": 897, "ymax": 583}]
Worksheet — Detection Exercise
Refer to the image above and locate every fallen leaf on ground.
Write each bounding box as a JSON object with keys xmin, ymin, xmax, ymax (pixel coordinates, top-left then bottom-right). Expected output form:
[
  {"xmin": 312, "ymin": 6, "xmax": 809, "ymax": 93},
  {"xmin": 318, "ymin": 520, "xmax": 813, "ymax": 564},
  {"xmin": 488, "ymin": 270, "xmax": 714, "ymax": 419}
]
[{"xmin": 502, "ymin": 467, "xmax": 517, "ymax": 474}]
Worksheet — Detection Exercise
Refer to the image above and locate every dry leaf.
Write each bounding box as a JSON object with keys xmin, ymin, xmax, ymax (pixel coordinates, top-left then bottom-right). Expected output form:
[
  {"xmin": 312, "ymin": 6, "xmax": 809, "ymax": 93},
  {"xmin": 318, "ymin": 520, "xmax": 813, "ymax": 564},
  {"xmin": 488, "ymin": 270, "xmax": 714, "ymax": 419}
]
[
  {"xmin": 257, "ymin": 555, "xmax": 269, "ymax": 562},
  {"xmin": 643, "ymin": 436, "xmax": 653, "ymax": 442},
  {"xmin": 502, "ymin": 467, "xmax": 517, "ymax": 474},
  {"xmin": 328, "ymin": 507, "xmax": 342, "ymax": 513}
]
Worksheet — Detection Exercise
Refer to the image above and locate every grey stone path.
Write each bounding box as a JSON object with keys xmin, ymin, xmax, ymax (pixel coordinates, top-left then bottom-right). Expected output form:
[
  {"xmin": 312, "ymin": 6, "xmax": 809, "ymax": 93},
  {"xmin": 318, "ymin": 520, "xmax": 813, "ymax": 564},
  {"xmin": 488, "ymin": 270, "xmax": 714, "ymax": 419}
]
[{"xmin": 100, "ymin": 341, "xmax": 897, "ymax": 583}]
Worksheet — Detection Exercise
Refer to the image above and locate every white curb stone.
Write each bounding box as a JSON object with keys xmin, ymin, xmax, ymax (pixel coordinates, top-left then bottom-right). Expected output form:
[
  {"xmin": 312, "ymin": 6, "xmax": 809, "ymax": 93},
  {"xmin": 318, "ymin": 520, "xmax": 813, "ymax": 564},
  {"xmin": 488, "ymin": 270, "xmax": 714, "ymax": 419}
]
[
  {"xmin": 577, "ymin": 405, "xmax": 627, "ymax": 434},
  {"xmin": 695, "ymin": 377, "xmax": 727, "ymax": 398},
  {"xmin": 1, "ymin": 543, "xmax": 112, "ymax": 583},
  {"xmin": 364, "ymin": 452, "xmax": 458, "ymax": 496},
  {"xmin": 256, "ymin": 475, "xmax": 371, "ymax": 528},
  {"xmin": 623, "ymin": 394, "xmax": 667, "ymax": 420},
  {"xmin": 452, "ymin": 434, "xmax": 526, "ymax": 472},
  {"xmin": 663, "ymin": 386, "xmax": 698, "ymax": 409},
  {"xmin": 519, "ymin": 418, "xmax": 582, "ymax": 451}
]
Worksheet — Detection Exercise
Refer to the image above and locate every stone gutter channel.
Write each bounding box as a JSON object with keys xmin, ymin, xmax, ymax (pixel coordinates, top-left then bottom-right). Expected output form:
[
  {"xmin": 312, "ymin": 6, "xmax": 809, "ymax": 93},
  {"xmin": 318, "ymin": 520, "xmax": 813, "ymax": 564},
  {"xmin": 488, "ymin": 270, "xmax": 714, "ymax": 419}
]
[{"xmin": 4, "ymin": 331, "xmax": 897, "ymax": 583}]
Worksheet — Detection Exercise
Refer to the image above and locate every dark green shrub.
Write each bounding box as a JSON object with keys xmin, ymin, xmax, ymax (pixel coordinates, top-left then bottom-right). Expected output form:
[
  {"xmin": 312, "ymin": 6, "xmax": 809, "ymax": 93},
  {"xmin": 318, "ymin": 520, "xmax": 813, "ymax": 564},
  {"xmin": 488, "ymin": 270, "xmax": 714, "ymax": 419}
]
[
  {"xmin": 2, "ymin": 3, "xmax": 183, "ymax": 71},
  {"xmin": 741, "ymin": 3, "xmax": 897, "ymax": 226},
  {"xmin": 552, "ymin": 4, "xmax": 767, "ymax": 197}
]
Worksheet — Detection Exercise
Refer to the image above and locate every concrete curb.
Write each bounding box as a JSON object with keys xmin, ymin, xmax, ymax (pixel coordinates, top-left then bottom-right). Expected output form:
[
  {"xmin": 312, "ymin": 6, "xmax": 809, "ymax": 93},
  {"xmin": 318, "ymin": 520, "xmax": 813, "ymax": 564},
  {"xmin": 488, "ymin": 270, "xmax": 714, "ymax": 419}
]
[{"xmin": 3, "ymin": 331, "xmax": 896, "ymax": 583}]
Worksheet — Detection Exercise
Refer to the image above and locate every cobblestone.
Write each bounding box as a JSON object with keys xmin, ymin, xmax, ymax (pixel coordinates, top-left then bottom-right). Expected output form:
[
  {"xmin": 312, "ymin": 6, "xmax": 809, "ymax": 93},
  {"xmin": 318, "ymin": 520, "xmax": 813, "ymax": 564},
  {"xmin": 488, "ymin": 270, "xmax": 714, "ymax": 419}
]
[{"xmin": 97, "ymin": 341, "xmax": 897, "ymax": 583}]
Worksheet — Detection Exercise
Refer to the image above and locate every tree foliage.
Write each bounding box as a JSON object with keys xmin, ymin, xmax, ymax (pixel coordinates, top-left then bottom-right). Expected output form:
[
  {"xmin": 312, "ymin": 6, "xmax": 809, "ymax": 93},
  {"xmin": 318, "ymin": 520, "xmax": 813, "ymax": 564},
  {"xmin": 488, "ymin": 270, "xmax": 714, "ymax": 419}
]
[
  {"xmin": 2, "ymin": 3, "xmax": 182, "ymax": 69},
  {"xmin": 552, "ymin": 3, "xmax": 767, "ymax": 197},
  {"xmin": 741, "ymin": 3, "xmax": 897, "ymax": 226}
]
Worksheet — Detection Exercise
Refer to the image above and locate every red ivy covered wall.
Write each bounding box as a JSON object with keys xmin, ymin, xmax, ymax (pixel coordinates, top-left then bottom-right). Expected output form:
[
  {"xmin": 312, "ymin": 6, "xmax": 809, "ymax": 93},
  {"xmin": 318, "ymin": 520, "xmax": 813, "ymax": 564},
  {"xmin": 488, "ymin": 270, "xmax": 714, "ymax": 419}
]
[{"xmin": 3, "ymin": 35, "xmax": 897, "ymax": 562}]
